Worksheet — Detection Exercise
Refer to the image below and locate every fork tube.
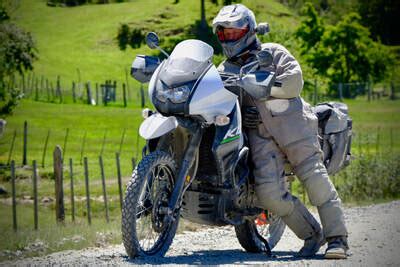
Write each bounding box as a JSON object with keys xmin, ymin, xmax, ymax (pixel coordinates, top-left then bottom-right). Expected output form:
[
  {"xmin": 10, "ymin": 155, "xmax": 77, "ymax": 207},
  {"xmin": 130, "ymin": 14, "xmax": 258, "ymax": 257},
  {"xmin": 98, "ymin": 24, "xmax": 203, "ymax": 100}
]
[{"xmin": 168, "ymin": 126, "xmax": 203, "ymax": 214}]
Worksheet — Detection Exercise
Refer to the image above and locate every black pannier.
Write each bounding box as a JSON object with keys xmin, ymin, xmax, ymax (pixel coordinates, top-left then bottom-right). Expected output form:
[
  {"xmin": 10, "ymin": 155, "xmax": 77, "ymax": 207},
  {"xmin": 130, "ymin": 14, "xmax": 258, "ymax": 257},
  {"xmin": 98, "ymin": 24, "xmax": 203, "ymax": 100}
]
[{"xmin": 314, "ymin": 102, "xmax": 352, "ymax": 175}]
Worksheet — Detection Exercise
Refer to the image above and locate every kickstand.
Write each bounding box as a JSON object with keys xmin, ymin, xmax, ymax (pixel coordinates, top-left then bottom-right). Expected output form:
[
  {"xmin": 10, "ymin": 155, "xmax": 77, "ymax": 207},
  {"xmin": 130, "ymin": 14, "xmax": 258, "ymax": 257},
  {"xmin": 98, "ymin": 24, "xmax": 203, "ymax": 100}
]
[{"xmin": 255, "ymin": 230, "xmax": 272, "ymax": 257}]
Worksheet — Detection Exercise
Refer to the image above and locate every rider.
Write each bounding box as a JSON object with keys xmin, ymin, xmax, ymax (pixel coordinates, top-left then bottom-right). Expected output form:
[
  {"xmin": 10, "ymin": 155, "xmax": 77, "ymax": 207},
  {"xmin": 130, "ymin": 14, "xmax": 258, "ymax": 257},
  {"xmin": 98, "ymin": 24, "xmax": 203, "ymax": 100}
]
[{"xmin": 213, "ymin": 4, "xmax": 349, "ymax": 259}]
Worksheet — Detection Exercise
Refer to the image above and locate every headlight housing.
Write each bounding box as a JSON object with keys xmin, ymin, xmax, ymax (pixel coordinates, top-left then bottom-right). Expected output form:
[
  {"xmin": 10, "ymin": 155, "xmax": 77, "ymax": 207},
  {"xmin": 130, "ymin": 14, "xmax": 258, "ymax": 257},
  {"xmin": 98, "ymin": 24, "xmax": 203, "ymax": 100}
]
[{"xmin": 155, "ymin": 83, "xmax": 191, "ymax": 104}]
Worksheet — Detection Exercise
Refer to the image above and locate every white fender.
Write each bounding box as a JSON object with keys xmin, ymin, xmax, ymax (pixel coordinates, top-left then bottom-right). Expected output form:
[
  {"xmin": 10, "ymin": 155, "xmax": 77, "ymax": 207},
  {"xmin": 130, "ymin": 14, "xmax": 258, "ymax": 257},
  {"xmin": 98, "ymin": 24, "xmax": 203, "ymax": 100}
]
[{"xmin": 139, "ymin": 113, "xmax": 178, "ymax": 140}]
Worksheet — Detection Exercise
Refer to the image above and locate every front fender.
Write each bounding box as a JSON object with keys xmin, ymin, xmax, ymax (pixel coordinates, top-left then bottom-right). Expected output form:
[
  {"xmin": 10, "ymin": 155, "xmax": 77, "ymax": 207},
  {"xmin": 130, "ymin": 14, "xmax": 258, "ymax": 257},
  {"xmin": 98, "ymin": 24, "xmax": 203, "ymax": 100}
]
[{"xmin": 139, "ymin": 113, "xmax": 178, "ymax": 140}]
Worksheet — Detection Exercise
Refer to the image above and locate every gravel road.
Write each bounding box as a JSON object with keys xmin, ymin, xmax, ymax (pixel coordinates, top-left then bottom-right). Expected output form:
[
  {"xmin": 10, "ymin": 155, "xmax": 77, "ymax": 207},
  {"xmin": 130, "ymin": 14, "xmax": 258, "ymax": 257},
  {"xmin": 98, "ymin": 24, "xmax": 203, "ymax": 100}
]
[{"xmin": 3, "ymin": 201, "xmax": 400, "ymax": 266}]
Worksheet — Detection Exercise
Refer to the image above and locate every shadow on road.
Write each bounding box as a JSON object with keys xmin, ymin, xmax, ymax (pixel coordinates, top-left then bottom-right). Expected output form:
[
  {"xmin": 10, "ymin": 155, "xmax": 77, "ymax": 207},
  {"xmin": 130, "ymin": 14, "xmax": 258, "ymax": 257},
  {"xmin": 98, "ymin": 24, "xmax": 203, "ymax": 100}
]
[{"xmin": 124, "ymin": 249, "xmax": 326, "ymax": 265}]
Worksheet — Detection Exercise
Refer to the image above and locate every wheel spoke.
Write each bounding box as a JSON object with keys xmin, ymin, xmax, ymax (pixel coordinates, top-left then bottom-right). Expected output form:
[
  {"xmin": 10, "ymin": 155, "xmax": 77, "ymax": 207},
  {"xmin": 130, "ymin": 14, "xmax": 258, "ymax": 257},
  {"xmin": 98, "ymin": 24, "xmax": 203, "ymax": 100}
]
[{"xmin": 133, "ymin": 162, "xmax": 174, "ymax": 254}]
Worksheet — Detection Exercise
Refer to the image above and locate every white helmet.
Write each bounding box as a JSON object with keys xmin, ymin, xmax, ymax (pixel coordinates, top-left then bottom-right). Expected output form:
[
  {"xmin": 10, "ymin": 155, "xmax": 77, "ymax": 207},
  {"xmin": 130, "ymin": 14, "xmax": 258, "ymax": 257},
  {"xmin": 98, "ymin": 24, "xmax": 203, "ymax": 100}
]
[{"xmin": 212, "ymin": 4, "xmax": 257, "ymax": 59}]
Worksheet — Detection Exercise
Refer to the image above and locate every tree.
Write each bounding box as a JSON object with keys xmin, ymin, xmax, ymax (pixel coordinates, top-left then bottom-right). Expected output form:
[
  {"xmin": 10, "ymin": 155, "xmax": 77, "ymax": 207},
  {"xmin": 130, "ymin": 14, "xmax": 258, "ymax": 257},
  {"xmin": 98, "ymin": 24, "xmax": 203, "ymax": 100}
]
[
  {"xmin": 0, "ymin": 5, "xmax": 37, "ymax": 115},
  {"xmin": 296, "ymin": 4, "xmax": 394, "ymax": 88}
]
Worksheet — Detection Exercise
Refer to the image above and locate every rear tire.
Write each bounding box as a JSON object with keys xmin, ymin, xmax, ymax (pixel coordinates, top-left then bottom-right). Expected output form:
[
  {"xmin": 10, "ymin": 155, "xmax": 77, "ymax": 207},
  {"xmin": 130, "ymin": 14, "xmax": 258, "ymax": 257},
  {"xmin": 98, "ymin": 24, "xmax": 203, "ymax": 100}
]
[
  {"xmin": 235, "ymin": 213, "xmax": 286, "ymax": 253},
  {"xmin": 122, "ymin": 151, "xmax": 179, "ymax": 258}
]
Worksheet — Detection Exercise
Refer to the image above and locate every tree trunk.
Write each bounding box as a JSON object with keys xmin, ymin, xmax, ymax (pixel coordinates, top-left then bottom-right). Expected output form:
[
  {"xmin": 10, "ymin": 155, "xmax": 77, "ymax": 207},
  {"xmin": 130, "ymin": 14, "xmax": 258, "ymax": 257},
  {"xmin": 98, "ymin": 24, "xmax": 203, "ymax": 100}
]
[{"xmin": 200, "ymin": 0, "xmax": 207, "ymax": 28}]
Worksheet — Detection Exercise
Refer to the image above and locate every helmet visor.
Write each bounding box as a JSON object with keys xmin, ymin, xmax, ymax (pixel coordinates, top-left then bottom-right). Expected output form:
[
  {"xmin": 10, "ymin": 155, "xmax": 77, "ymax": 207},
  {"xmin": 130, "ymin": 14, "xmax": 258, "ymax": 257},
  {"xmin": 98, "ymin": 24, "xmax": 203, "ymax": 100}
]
[{"xmin": 216, "ymin": 26, "xmax": 249, "ymax": 42}]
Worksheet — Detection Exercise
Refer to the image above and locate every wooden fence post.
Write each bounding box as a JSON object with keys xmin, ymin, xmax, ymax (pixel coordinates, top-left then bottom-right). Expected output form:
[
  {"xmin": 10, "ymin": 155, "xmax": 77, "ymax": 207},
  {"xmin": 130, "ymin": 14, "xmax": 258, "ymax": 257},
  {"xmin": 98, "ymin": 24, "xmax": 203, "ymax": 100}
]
[
  {"xmin": 11, "ymin": 160, "xmax": 17, "ymax": 232},
  {"xmin": 53, "ymin": 146, "xmax": 65, "ymax": 223},
  {"xmin": 116, "ymin": 152, "xmax": 123, "ymax": 210},
  {"xmin": 42, "ymin": 130, "xmax": 50, "ymax": 168},
  {"xmin": 123, "ymin": 83, "xmax": 127, "ymax": 107},
  {"xmin": 96, "ymin": 83, "xmax": 99, "ymax": 106},
  {"xmin": 23, "ymin": 121, "xmax": 27, "ymax": 166},
  {"xmin": 86, "ymin": 82, "xmax": 92, "ymax": 105},
  {"xmin": 72, "ymin": 81, "xmax": 76, "ymax": 103},
  {"xmin": 57, "ymin": 75, "xmax": 63, "ymax": 103},
  {"xmin": 69, "ymin": 158, "xmax": 75, "ymax": 222},
  {"xmin": 338, "ymin": 83, "xmax": 343, "ymax": 101},
  {"xmin": 7, "ymin": 129, "xmax": 16, "ymax": 165},
  {"xmin": 32, "ymin": 160, "xmax": 38, "ymax": 230},
  {"xmin": 84, "ymin": 157, "xmax": 91, "ymax": 225},
  {"xmin": 113, "ymin": 81, "xmax": 117, "ymax": 101},
  {"xmin": 99, "ymin": 156, "xmax": 109, "ymax": 223}
]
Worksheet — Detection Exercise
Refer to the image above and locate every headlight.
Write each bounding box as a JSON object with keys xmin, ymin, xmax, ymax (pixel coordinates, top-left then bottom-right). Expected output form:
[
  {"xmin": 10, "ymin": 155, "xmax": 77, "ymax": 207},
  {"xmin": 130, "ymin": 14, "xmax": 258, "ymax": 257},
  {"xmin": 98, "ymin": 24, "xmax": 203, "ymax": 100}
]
[{"xmin": 155, "ymin": 84, "xmax": 191, "ymax": 104}]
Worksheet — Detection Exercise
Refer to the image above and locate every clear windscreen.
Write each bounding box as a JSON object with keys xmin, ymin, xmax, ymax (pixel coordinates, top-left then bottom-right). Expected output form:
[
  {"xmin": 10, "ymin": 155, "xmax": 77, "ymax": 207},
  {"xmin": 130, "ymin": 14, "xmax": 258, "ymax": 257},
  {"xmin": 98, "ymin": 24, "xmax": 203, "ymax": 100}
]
[
  {"xmin": 170, "ymin": 39, "xmax": 213, "ymax": 62},
  {"xmin": 159, "ymin": 40, "xmax": 214, "ymax": 86}
]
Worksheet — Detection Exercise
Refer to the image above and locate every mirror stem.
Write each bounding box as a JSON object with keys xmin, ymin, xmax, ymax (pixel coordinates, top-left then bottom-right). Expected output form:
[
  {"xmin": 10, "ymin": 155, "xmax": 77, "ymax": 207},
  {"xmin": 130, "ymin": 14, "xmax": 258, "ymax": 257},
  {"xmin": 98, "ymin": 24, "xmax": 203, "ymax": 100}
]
[{"xmin": 156, "ymin": 46, "xmax": 169, "ymax": 58}]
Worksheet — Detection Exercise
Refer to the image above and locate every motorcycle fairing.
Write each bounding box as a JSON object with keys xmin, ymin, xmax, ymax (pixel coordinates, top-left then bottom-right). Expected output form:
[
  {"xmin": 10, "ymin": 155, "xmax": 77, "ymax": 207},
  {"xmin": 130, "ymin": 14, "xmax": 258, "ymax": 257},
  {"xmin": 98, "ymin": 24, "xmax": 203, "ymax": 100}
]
[
  {"xmin": 189, "ymin": 65, "xmax": 238, "ymax": 123},
  {"xmin": 139, "ymin": 113, "xmax": 178, "ymax": 140}
]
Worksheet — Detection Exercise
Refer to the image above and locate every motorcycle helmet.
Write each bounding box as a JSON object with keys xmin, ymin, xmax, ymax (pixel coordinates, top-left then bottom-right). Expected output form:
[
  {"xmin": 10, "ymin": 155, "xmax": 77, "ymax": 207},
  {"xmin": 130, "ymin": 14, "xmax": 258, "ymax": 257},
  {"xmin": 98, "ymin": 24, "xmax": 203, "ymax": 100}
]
[{"xmin": 212, "ymin": 4, "xmax": 257, "ymax": 59}]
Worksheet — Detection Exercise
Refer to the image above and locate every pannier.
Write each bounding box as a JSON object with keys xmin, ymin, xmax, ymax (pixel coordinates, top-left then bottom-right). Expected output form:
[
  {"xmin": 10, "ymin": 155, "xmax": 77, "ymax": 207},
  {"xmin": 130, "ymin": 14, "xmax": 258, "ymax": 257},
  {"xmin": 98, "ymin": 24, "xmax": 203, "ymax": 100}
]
[{"xmin": 314, "ymin": 102, "xmax": 352, "ymax": 175}]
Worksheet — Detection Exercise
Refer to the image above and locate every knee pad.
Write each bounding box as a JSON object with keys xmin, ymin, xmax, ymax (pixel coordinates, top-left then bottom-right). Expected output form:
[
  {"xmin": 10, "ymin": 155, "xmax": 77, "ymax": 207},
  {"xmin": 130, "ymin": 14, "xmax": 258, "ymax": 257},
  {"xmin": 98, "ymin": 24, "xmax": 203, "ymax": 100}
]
[
  {"xmin": 295, "ymin": 157, "xmax": 338, "ymax": 207},
  {"xmin": 255, "ymin": 182, "xmax": 294, "ymax": 217}
]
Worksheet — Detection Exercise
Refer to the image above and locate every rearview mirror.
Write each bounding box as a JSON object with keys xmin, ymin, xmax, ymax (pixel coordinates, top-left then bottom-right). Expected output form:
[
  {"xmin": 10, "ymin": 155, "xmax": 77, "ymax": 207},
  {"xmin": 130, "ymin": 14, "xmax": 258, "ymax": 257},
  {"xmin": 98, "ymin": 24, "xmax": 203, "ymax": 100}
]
[
  {"xmin": 146, "ymin": 32, "xmax": 160, "ymax": 49},
  {"xmin": 256, "ymin": 22, "xmax": 270, "ymax": 35},
  {"xmin": 257, "ymin": 49, "xmax": 273, "ymax": 67}
]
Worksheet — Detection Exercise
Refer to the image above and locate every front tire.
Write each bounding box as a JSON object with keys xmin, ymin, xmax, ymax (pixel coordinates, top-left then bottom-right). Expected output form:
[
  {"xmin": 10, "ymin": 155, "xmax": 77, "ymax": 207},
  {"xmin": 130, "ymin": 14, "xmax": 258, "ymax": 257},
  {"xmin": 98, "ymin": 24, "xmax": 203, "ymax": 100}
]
[{"xmin": 122, "ymin": 151, "xmax": 179, "ymax": 258}]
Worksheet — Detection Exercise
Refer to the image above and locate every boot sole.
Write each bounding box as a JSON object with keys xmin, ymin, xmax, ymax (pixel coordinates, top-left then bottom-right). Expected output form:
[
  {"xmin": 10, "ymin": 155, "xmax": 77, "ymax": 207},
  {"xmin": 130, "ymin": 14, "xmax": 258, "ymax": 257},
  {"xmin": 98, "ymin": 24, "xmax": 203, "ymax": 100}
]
[{"xmin": 324, "ymin": 251, "xmax": 347, "ymax": 259}]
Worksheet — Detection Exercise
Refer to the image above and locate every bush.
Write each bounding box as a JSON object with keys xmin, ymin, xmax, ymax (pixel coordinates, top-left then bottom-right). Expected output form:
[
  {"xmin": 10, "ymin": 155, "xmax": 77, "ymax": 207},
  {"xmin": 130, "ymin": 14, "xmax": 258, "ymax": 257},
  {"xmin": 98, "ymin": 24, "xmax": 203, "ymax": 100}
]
[{"xmin": 334, "ymin": 153, "xmax": 400, "ymax": 202}]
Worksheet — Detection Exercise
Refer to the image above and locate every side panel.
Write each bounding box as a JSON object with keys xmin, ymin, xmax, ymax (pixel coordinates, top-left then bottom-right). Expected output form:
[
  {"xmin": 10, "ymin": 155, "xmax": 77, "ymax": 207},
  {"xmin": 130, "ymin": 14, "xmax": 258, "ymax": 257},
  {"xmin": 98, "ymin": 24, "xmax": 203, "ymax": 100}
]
[
  {"xmin": 189, "ymin": 65, "xmax": 237, "ymax": 123},
  {"xmin": 212, "ymin": 101, "xmax": 243, "ymax": 185}
]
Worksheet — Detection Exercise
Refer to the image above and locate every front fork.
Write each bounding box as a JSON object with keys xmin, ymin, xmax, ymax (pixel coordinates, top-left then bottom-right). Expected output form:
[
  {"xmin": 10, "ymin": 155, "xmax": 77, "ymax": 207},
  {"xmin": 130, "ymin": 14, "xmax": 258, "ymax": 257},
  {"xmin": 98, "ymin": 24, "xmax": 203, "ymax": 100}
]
[{"xmin": 163, "ymin": 123, "xmax": 203, "ymax": 222}]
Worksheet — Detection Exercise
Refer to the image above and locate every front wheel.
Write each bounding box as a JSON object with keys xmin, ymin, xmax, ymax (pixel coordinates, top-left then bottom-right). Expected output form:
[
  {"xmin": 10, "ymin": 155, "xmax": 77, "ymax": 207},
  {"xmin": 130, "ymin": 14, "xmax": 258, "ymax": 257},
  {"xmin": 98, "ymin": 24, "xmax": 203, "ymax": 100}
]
[{"xmin": 122, "ymin": 151, "xmax": 178, "ymax": 258}]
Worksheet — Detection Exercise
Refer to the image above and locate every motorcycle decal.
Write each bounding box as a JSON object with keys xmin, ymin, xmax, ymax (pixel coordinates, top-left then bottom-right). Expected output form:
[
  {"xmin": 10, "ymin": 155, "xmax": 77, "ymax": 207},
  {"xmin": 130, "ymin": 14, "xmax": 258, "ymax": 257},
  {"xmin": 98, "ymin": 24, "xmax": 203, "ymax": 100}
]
[{"xmin": 221, "ymin": 134, "xmax": 240, "ymax": 144}]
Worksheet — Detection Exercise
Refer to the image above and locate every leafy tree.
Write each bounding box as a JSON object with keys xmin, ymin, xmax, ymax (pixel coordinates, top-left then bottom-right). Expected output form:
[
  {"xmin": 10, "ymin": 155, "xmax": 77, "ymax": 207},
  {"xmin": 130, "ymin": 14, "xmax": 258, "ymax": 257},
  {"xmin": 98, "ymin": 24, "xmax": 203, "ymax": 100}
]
[
  {"xmin": 296, "ymin": 4, "xmax": 394, "ymax": 90},
  {"xmin": 295, "ymin": 2, "xmax": 324, "ymax": 52},
  {"xmin": 0, "ymin": 5, "xmax": 37, "ymax": 115}
]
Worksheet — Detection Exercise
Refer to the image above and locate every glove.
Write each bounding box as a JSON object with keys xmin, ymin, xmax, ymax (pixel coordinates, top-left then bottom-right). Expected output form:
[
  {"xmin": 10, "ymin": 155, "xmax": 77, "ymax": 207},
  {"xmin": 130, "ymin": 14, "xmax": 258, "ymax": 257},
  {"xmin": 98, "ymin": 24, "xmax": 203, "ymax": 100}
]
[{"xmin": 242, "ymin": 106, "xmax": 262, "ymax": 129}]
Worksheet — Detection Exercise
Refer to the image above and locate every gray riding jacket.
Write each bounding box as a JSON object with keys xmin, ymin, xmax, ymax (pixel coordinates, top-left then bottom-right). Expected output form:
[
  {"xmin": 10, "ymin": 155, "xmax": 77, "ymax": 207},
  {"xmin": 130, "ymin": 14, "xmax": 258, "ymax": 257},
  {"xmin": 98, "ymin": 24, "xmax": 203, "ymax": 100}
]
[{"xmin": 218, "ymin": 42, "xmax": 303, "ymax": 99}]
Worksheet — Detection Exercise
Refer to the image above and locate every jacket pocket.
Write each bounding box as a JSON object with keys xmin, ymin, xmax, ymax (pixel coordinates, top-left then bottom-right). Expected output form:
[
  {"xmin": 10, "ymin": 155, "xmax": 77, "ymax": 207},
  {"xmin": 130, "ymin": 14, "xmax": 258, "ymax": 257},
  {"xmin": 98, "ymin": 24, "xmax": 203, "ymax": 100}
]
[{"xmin": 265, "ymin": 97, "xmax": 303, "ymax": 117}]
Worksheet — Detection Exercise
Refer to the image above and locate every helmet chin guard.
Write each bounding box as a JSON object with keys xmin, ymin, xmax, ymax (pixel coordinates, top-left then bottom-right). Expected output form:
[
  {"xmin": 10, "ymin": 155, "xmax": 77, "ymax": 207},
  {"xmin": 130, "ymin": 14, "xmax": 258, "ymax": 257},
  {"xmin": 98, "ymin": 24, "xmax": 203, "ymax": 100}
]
[{"xmin": 212, "ymin": 4, "xmax": 257, "ymax": 59}]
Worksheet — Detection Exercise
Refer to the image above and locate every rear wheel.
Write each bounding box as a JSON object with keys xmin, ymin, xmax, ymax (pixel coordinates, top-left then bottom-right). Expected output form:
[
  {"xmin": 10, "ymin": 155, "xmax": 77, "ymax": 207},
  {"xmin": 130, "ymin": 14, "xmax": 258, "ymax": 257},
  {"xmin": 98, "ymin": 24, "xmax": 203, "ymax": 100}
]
[
  {"xmin": 235, "ymin": 211, "xmax": 286, "ymax": 253},
  {"xmin": 122, "ymin": 151, "xmax": 178, "ymax": 258}
]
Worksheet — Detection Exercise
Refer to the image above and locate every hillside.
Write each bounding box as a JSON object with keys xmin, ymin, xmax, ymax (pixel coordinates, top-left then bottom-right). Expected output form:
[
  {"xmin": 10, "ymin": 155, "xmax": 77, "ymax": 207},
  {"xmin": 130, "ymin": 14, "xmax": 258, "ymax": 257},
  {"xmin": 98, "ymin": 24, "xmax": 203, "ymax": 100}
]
[{"xmin": 12, "ymin": 0, "xmax": 298, "ymax": 88}]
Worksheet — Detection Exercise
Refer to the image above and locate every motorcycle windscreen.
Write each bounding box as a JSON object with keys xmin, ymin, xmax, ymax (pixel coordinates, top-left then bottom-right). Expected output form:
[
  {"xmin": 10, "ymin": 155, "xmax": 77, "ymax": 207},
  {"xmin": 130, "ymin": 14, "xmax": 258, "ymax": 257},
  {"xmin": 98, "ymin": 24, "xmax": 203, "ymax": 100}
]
[
  {"xmin": 158, "ymin": 40, "xmax": 214, "ymax": 87},
  {"xmin": 189, "ymin": 65, "xmax": 237, "ymax": 123}
]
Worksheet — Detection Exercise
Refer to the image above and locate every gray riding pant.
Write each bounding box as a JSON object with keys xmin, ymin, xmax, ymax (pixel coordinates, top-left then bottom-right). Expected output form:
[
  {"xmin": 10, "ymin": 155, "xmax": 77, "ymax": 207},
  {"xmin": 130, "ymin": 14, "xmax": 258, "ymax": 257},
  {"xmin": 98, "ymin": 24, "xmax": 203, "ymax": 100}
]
[{"xmin": 250, "ymin": 97, "xmax": 347, "ymax": 239}]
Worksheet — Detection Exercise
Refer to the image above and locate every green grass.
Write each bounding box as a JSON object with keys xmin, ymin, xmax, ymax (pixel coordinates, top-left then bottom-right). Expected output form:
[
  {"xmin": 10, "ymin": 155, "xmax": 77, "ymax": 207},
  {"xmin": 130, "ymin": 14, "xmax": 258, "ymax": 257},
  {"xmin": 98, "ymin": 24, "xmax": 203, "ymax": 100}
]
[
  {"xmin": 0, "ymin": 202, "xmax": 122, "ymax": 261},
  {"xmin": 11, "ymin": 0, "xmax": 299, "ymax": 89}
]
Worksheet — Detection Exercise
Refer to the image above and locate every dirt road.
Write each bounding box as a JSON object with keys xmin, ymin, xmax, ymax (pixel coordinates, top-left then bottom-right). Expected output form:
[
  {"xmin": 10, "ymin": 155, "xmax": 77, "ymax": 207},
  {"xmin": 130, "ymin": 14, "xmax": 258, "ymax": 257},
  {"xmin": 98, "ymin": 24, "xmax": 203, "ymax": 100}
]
[{"xmin": 3, "ymin": 201, "xmax": 400, "ymax": 266}]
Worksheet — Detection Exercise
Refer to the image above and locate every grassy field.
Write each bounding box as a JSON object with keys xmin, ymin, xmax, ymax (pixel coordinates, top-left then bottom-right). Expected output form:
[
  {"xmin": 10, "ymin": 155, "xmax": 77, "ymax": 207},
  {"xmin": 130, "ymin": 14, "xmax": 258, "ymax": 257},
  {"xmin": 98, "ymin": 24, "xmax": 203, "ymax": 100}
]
[{"xmin": 11, "ymin": 0, "xmax": 297, "ymax": 89}]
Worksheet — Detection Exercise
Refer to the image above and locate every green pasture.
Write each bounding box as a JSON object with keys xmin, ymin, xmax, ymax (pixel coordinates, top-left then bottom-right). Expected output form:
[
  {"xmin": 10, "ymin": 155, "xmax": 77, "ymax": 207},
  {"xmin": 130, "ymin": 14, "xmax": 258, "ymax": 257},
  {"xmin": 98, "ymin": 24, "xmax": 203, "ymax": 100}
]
[{"xmin": 11, "ymin": 0, "xmax": 297, "ymax": 89}]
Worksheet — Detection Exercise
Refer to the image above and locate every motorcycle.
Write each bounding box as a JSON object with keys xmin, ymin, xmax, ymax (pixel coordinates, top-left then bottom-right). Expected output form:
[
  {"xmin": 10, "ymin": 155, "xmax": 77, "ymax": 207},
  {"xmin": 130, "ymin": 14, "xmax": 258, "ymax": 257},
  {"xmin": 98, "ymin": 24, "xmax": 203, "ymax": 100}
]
[{"xmin": 122, "ymin": 32, "xmax": 352, "ymax": 258}]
